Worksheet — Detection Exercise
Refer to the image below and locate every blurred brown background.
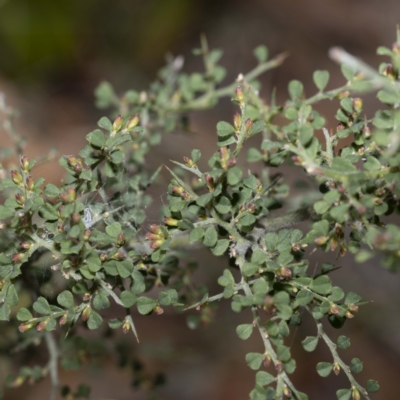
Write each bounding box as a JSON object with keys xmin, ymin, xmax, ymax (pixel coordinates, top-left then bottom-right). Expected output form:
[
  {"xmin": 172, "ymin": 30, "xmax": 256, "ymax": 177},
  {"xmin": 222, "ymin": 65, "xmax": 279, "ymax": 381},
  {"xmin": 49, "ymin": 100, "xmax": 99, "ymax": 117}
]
[{"xmin": 1, "ymin": 0, "xmax": 400, "ymax": 399}]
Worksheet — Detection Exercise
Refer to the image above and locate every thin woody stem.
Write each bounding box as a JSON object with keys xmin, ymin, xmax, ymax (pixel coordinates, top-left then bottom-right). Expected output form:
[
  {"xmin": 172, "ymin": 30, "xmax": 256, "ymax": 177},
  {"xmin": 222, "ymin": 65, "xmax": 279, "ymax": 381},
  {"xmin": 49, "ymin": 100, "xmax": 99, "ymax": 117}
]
[{"xmin": 44, "ymin": 332, "xmax": 60, "ymax": 400}]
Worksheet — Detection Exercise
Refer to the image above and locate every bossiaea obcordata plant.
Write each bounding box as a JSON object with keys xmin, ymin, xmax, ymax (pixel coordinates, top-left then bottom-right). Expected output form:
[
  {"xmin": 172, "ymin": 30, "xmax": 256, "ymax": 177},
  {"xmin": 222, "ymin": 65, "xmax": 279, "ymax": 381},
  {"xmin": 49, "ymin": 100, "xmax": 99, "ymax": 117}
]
[{"xmin": 1, "ymin": 27, "xmax": 400, "ymax": 400}]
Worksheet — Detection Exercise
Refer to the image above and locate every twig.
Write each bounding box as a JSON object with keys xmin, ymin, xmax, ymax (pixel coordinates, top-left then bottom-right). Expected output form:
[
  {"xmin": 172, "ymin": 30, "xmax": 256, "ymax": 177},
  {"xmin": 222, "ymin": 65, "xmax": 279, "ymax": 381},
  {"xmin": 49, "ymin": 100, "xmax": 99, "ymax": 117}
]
[
  {"xmin": 44, "ymin": 332, "xmax": 60, "ymax": 400},
  {"xmin": 315, "ymin": 318, "xmax": 370, "ymax": 399}
]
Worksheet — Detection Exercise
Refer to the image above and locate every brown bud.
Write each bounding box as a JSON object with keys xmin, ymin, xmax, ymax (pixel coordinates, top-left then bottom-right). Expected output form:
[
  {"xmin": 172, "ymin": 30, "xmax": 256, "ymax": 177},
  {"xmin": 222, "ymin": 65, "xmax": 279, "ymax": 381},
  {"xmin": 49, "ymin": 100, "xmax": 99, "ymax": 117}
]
[
  {"xmin": 25, "ymin": 176, "xmax": 34, "ymax": 191},
  {"xmin": 149, "ymin": 224, "xmax": 163, "ymax": 235},
  {"xmin": 11, "ymin": 376, "xmax": 26, "ymax": 388},
  {"xmin": 183, "ymin": 156, "xmax": 195, "ymax": 168},
  {"xmin": 345, "ymin": 310, "xmax": 354, "ymax": 319},
  {"xmin": 116, "ymin": 232, "xmax": 125, "ymax": 246},
  {"xmin": 172, "ymin": 185, "xmax": 184, "ymax": 195},
  {"xmin": 337, "ymin": 90, "xmax": 350, "ymax": 99},
  {"xmin": 100, "ymin": 254, "xmax": 108, "ymax": 262},
  {"xmin": 263, "ymin": 353, "xmax": 272, "ymax": 368},
  {"xmin": 36, "ymin": 318, "xmax": 49, "ymax": 332},
  {"xmin": 145, "ymin": 232, "xmax": 160, "ymax": 241},
  {"xmin": 363, "ymin": 125, "xmax": 371, "ymax": 138},
  {"xmin": 150, "ymin": 239, "xmax": 164, "ymax": 249},
  {"xmin": 20, "ymin": 155, "xmax": 29, "ymax": 171},
  {"xmin": 333, "ymin": 362, "xmax": 341, "ymax": 375},
  {"xmin": 154, "ymin": 305, "xmax": 164, "ymax": 315},
  {"xmin": 227, "ymin": 157, "xmax": 236, "ymax": 167},
  {"xmin": 122, "ymin": 319, "xmax": 130, "ymax": 334},
  {"xmin": 233, "ymin": 112, "xmax": 242, "ymax": 131},
  {"xmin": 235, "ymin": 86, "xmax": 245, "ymax": 107},
  {"xmin": 315, "ymin": 236, "xmax": 328, "ymax": 246},
  {"xmin": 248, "ymin": 204, "xmax": 256, "ymax": 213},
  {"xmin": 352, "ymin": 387, "xmax": 361, "ymax": 400},
  {"xmin": 275, "ymin": 361, "xmax": 284, "ymax": 372},
  {"xmin": 336, "ymin": 123, "xmax": 345, "ymax": 132},
  {"xmin": 330, "ymin": 304, "xmax": 340, "ymax": 315},
  {"xmin": 112, "ymin": 115, "xmax": 124, "ymax": 132},
  {"xmin": 348, "ymin": 303, "xmax": 359, "ymax": 313},
  {"xmin": 20, "ymin": 241, "xmax": 31, "ymax": 250},
  {"xmin": 244, "ymin": 118, "xmax": 253, "ymax": 136},
  {"xmin": 67, "ymin": 155, "xmax": 78, "ymax": 166},
  {"xmin": 82, "ymin": 292, "xmax": 91, "ymax": 302},
  {"xmin": 15, "ymin": 193, "xmax": 25, "ymax": 205},
  {"xmin": 19, "ymin": 322, "xmax": 35, "ymax": 333},
  {"xmin": 219, "ymin": 146, "xmax": 229, "ymax": 170},
  {"xmin": 11, "ymin": 170, "xmax": 23, "ymax": 185},
  {"xmin": 83, "ymin": 230, "xmax": 91, "ymax": 242},
  {"xmin": 164, "ymin": 217, "xmax": 179, "ymax": 227},
  {"xmin": 59, "ymin": 314, "xmax": 68, "ymax": 326},
  {"xmin": 81, "ymin": 305, "xmax": 91, "ymax": 321},
  {"xmin": 12, "ymin": 253, "xmax": 24, "ymax": 263},
  {"xmin": 71, "ymin": 213, "xmax": 81, "ymax": 224},
  {"xmin": 204, "ymin": 174, "xmax": 215, "ymax": 192},
  {"xmin": 283, "ymin": 385, "xmax": 292, "ymax": 398},
  {"xmin": 126, "ymin": 115, "xmax": 139, "ymax": 131},
  {"xmin": 113, "ymin": 252, "xmax": 125, "ymax": 260},
  {"xmin": 382, "ymin": 63, "xmax": 396, "ymax": 80},
  {"xmin": 60, "ymin": 187, "xmax": 76, "ymax": 203},
  {"xmin": 279, "ymin": 267, "xmax": 292, "ymax": 278},
  {"xmin": 353, "ymin": 98, "xmax": 363, "ymax": 113}
]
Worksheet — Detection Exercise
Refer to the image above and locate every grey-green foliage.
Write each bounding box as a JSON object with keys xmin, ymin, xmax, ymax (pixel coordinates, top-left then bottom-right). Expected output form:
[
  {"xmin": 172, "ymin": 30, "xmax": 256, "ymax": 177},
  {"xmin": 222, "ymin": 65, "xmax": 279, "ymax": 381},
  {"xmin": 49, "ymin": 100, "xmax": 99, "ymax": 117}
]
[{"xmin": 2, "ymin": 29, "xmax": 400, "ymax": 400}]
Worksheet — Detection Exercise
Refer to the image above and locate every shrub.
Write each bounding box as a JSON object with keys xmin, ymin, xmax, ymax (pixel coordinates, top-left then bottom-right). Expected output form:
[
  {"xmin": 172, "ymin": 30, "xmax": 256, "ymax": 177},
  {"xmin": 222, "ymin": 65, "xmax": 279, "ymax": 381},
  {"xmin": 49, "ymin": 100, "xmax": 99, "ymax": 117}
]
[{"xmin": 1, "ymin": 26, "xmax": 400, "ymax": 400}]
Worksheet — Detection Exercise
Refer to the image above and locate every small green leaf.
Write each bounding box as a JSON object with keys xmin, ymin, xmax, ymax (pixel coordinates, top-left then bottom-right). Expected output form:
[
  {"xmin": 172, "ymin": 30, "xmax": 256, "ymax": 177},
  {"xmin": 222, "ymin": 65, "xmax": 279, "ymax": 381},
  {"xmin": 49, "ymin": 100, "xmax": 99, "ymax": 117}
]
[
  {"xmin": 242, "ymin": 262, "xmax": 259, "ymax": 277},
  {"xmin": 296, "ymin": 289, "xmax": 314, "ymax": 306},
  {"xmin": 313, "ymin": 70, "xmax": 330, "ymax": 91},
  {"xmin": 158, "ymin": 289, "xmax": 178, "ymax": 306},
  {"xmin": 137, "ymin": 297, "xmax": 156, "ymax": 315},
  {"xmin": 120, "ymin": 291, "xmax": 136, "ymax": 308},
  {"xmin": 245, "ymin": 352, "xmax": 263, "ymax": 370},
  {"xmin": 108, "ymin": 318, "xmax": 124, "ymax": 329},
  {"xmin": 189, "ymin": 227, "xmax": 204, "ymax": 242},
  {"xmin": 310, "ymin": 275, "xmax": 332, "ymax": 295},
  {"xmin": 337, "ymin": 335, "xmax": 351, "ymax": 350},
  {"xmin": 253, "ymin": 45, "xmax": 268, "ymax": 63},
  {"xmin": 216, "ymin": 121, "xmax": 235, "ymax": 137},
  {"xmin": 218, "ymin": 269, "xmax": 234, "ymax": 287},
  {"xmin": 203, "ymin": 227, "xmax": 218, "ymax": 247},
  {"xmin": 366, "ymin": 379, "xmax": 379, "ymax": 393},
  {"xmin": 87, "ymin": 310, "xmax": 103, "ymax": 330},
  {"xmin": 57, "ymin": 291, "xmax": 74, "ymax": 308},
  {"xmin": 240, "ymin": 214, "xmax": 256, "ymax": 227},
  {"xmin": 91, "ymin": 292, "xmax": 110, "ymax": 310},
  {"xmin": 316, "ymin": 362, "xmax": 333, "ymax": 377},
  {"xmin": 0, "ymin": 205, "xmax": 13, "ymax": 220},
  {"xmin": 97, "ymin": 116, "xmax": 112, "ymax": 131},
  {"xmin": 336, "ymin": 388, "xmax": 351, "ymax": 400},
  {"xmin": 288, "ymin": 80, "xmax": 304, "ymax": 100},
  {"xmin": 16, "ymin": 308, "xmax": 33, "ymax": 322},
  {"xmin": 86, "ymin": 129, "xmax": 105, "ymax": 148},
  {"xmin": 105, "ymin": 222, "xmax": 121, "ymax": 238},
  {"xmin": 314, "ymin": 200, "xmax": 330, "ymax": 214},
  {"xmin": 255, "ymin": 371, "xmax": 275, "ymax": 386},
  {"xmin": 227, "ymin": 166, "xmax": 243, "ymax": 186},
  {"xmin": 236, "ymin": 324, "xmax": 253, "ymax": 340},
  {"xmin": 211, "ymin": 239, "xmax": 230, "ymax": 256},
  {"xmin": 276, "ymin": 345, "xmax": 291, "ymax": 362},
  {"xmin": 33, "ymin": 297, "xmax": 52, "ymax": 315},
  {"xmin": 301, "ymin": 336, "xmax": 318, "ymax": 352},
  {"xmin": 191, "ymin": 149, "xmax": 201, "ymax": 163},
  {"xmin": 44, "ymin": 184, "xmax": 60, "ymax": 198},
  {"xmin": 247, "ymin": 148, "xmax": 263, "ymax": 162},
  {"xmin": 350, "ymin": 358, "xmax": 363, "ymax": 373},
  {"xmin": 345, "ymin": 292, "xmax": 362, "ymax": 305}
]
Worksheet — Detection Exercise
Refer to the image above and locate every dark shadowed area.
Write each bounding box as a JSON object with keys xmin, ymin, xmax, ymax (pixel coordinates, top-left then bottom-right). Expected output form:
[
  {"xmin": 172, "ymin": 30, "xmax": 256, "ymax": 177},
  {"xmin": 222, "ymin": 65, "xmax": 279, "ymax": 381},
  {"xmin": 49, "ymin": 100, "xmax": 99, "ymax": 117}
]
[{"xmin": 1, "ymin": 0, "xmax": 400, "ymax": 399}]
